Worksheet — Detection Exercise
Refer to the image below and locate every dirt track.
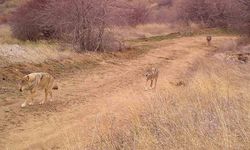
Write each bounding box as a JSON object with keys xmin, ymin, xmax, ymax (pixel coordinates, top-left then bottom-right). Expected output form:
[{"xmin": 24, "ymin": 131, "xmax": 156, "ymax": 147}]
[{"xmin": 0, "ymin": 36, "xmax": 234, "ymax": 149}]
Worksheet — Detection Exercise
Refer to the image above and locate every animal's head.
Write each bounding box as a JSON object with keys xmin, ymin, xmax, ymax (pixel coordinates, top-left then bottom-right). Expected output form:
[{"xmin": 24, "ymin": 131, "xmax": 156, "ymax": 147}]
[
  {"xmin": 207, "ymin": 36, "xmax": 212, "ymax": 40},
  {"xmin": 144, "ymin": 69, "xmax": 151, "ymax": 78},
  {"xmin": 18, "ymin": 75, "xmax": 30, "ymax": 92}
]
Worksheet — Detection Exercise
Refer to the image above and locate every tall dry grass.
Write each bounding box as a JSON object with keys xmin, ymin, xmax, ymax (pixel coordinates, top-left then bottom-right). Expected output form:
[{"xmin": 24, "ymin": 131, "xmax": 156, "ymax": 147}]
[
  {"xmin": 87, "ymin": 57, "xmax": 250, "ymax": 149},
  {"xmin": 113, "ymin": 23, "xmax": 175, "ymax": 40}
]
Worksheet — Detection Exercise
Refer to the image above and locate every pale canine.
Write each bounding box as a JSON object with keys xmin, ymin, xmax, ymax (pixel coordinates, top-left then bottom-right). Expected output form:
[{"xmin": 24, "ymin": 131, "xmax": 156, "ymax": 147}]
[{"xmin": 18, "ymin": 72, "xmax": 58, "ymax": 107}]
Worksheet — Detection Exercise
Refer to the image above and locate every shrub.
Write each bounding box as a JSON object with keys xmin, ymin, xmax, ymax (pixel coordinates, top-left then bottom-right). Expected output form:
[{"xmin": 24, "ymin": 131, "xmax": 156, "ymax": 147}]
[
  {"xmin": 0, "ymin": 0, "xmax": 5, "ymax": 4},
  {"xmin": 126, "ymin": 1, "xmax": 151, "ymax": 26},
  {"xmin": 107, "ymin": 0, "xmax": 152, "ymax": 26},
  {"xmin": 0, "ymin": 14, "xmax": 8, "ymax": 24},
  {"xmin": 9, "ymin": 0, "xmax": 52, "ymax": 41},
  {"xmin": 230, "ymin": 0, "xmax": 250, "ymax": 36},
  {"xmin": 174, "ymin": 0, "xmax": 231, "ymax": 27},
  {"xmin": 158, "ymin": 0, "xmax": 173, "ymax": 7},
  {"xmin": 172, "ymin": 0, "xmax": 250, "ymax": 36},
  {"xmin": 9, "ymin": 0, "xmax": 123, "ymax": 51},
  {"xmin": 41, "ymin": 0, "xmax": 118, "ymax": 51}
]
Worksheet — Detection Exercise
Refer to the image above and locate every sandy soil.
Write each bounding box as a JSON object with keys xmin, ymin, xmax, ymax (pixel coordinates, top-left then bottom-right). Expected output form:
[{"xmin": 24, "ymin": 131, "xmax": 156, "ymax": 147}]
[{"xmin": 0, "ymin": 36, "xmax": 234, "ymax": 149}]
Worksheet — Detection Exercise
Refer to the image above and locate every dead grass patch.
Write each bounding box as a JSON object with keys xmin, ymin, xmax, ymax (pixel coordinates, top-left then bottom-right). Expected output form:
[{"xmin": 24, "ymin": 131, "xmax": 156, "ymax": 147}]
[
  {"xmin": 113, "ymin": 23, "xmax": 175, "ymax": 40},
  {"xmin": 86, "ymin": 57, "xmax": 250, "ymax": 149}
]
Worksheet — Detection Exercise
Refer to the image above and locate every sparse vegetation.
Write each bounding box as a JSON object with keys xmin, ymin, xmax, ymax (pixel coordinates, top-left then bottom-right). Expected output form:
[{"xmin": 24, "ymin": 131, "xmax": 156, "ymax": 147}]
[
  {"xmin": 1, "ymin": 0, "xmax": 250, "ymax": 149},
  {"xmin": 0, "ymin": 0, "xmax": 27, "ymax": 24},
  {"xmin": 9, "ymin": 0, "xmax": 50, "ymax": 41},
  {"xmin": 173, "ymin": 0, "xmax": 250, "ymax": 37},
  {"xmin": 86, "ymin": 57, "xmax": 250, "ymax": 150},
  {"xmin": 132, "ymin": 32, "xmax": 181, "ymax": 42}
]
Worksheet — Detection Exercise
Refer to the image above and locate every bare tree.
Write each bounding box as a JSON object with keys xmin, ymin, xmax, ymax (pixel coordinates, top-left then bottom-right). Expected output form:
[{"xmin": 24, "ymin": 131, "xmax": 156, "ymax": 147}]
[
  {"xmin": 108, "ymin": 0, "xmax": 152, "ymax": 26},
  {"xmin": 233, "ymin": 0, "xmax": 250, "ymax": 36},
  {"xmin": 9, "ymin": 0, "xmax": 49, "ymax": 40},
  {"xmin": 127, "ymin": 0, "xmax": 152, "ymax": 26},
  {"xmin": 40, "ymin": 0, "xmax": 116, "ymax": 51},
  {"xmin": 174, "ymin": 0, "xmax": 233, "ymax": 27}
]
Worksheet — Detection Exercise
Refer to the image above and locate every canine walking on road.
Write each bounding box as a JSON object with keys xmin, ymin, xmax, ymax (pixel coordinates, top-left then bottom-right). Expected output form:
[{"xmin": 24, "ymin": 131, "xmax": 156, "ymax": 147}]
[
  {"xmin": 207, "ymin": 35, "xmax": 212, "ymax": 46},
  {"xmin": 18, "ymin": 72, "xmax": 58, "ymax": 107},
  {"xmin": 144, "ymin": 67, "xmax": 159, "ymax": 90}
]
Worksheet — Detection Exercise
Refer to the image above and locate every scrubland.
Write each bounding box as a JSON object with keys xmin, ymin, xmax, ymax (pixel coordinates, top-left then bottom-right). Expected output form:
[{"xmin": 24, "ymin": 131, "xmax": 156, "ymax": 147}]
[{"xmin": 0, "ymin": 0, "xmax": 250, "ymax": 149}]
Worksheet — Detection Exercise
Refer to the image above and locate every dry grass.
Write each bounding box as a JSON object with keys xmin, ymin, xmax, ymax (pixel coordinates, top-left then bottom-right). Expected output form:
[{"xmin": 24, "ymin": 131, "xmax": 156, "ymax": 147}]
[
  {"xmin": 39, "ymin": 42, "xmax": 250, "ymax": 149},
  {"xmin": 0, "ymin": 24, "xmax": 56, "ymax": 46},
  {"xmin": 0, "ymin": 25, "xmax": 93, "ymax": 65},
  {"xmin": 0, "ymin": 24, "xmax": 152, "ymax": 65},
  {"xmin": 113, "ymin": 23, "xmax": 175, "ymax": 40},
  {"xmin": 135, "ymin": 60, "xmax": 250, "ymax": 150},
  {"xmin": 0, "ymin": 25, "xmax": 15, "ymax": 44},
  {"xmin": 1, "ymin": 21, "xmax": 248, "ymax": 149},
  {"xmin": 86, "ymin": 56, "xmax": 250, "ymax": 149}
]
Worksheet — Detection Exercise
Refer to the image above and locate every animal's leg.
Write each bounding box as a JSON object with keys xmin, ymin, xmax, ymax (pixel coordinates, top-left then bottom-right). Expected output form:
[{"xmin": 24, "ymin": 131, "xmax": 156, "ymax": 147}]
[
  {"xmin": 150, "ymin": 79, "xmax": 153, "ymax": 88},
  {"xmin": 21, "ymin": 98, "xmax": 28, "ymax": 108},
  {"xmin": 208, "ymin": 41, "xmax": 211, "ymax": 46},
  {"xmin": 145, "ymin": 79, "xmax": 149, "ymax": 90},
  {"xmin": 154, "ymin": 77, "xmax": 158, "ymax": 89},
  {"xmin": 21, "ymin": 91, "xmax": 34, "ymax": 107},
  {"xmin": 40, "ymin": 89, "xmax": 48, "ymax": 105},
  {"xmin": 29, "ymin": 91, "xmax": 36, "ymax": 106},
  {"xmin": 49, "ymin": 90, "xmax": 53, "ymax": 102}
]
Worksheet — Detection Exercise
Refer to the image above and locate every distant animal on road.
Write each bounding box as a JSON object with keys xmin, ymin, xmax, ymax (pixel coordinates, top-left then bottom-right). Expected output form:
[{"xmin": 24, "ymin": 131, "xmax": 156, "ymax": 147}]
[
  {"xmin": 18, "ymin": 72, "xmax": 58, "ymax": 108},
  {"xmin": 144, "ymin": 67, "xmax": 159, "ymax": 90},
  {"xmin": 206, "ymin": 35, "xmax": 212, "ymax": 46}
]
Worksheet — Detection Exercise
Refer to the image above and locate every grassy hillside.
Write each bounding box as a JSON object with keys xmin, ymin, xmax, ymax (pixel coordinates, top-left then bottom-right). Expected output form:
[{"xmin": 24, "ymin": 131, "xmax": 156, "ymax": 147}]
[{"xmin": 86, "ymin": 39, "xmax": 250, "ymax": 150}]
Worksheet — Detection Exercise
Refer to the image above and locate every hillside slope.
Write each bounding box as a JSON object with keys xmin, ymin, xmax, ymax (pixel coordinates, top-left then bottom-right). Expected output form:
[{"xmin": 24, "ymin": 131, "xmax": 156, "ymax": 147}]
[{"xmin": 1, "ymin": 35, "xmax": 246, "ymax": 149}]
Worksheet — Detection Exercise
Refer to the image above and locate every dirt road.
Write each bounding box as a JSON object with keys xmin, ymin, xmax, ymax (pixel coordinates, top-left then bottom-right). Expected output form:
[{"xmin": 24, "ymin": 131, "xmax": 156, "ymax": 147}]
[{"xmin": 0, "ymin": 36, "xmax": 233, "ymax": 149}]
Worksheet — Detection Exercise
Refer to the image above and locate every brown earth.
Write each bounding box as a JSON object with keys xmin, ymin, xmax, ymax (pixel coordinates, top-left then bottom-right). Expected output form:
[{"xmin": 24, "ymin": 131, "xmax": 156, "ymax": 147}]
[{"xmin": 0, "ymin": 35, "xmax": 235, "ymax": 149}]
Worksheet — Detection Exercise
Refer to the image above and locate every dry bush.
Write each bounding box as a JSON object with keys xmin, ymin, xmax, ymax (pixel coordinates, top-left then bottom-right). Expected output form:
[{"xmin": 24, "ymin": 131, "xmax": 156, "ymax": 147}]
[
  {"xmin": 229, "ymin": 0, "xmax": 250, "ymax": 36},
  {"xmin": 126, "ymin": 0, "xmax": 152, "ymax": 26},
  {"xmin": 0, "ymin": 0, "xmax": 5, "ymax": 4},
  {"xmin": 0, "ymin": 14, "xmax": 8, "ymax": 24},
  {"xmin": 9, "ymin": 0, "xmax": 50, "ymax": 41},
  {"xmin": 109, "ymin": 0, "xmax": 153, "ymax": 26},
  {"xmin": 41, "ymin": 0, "xmax": 111, "ymax": 51},
  {"xmin": 174, "ymin": 0, "xmax": 231, "ymax": 27},
  {"xmin": 88, "ymin": 58, "xmax": 250, "ymax": 149},
  {"xmin": 9, "ymin": 0, "xmax": 125, "ymax": 51},
  {"xmin": 157, "ymin": 0, "xmax": 173, "ymax": 7},
  {"xmin": 171, "ymin": 0, "xmax": 250, "ymax": 36}
]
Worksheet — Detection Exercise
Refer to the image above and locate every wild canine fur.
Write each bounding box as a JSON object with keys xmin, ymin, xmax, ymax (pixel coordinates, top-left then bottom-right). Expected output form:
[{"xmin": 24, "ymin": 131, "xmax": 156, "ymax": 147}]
[
  {"xmin": 18, "ymin": 72, "xmax": 58, "ymax": 108},
  {"xmin": 207, "ymin": 35, "xmax": 212, "ymax": 46},
  {"xmin": 144, "ymin": 67, "xmax": 159, "ymax": 90}
]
